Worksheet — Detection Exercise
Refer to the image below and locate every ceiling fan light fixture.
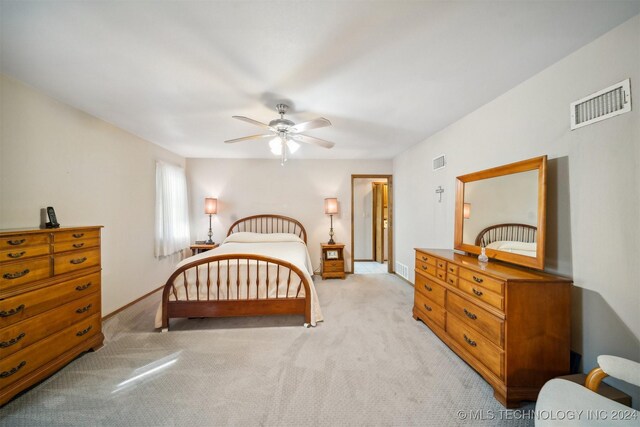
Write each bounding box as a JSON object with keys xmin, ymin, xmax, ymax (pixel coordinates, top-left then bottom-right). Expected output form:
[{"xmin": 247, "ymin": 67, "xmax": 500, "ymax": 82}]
[
  {"xmin": 226, "ymin": 104, "xmax": 335, "ymax": 165},
  {"xmin": 269, "ymin": 138, "xmax": 282, "ymax": 155},
  {"xmin": 288, "ymin": 140, "xmax": 300, "ymax": 153}
]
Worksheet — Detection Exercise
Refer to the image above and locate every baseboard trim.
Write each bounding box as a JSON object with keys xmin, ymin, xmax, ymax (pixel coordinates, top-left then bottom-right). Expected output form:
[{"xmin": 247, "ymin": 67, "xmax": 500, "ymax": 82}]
[
  {"xmin": 394, "ymin": 273, "xmax": 414, "ymax": 287},
  {"xmin": 102, "ymin": 285, "xmax": 163, "ymax": 321}
]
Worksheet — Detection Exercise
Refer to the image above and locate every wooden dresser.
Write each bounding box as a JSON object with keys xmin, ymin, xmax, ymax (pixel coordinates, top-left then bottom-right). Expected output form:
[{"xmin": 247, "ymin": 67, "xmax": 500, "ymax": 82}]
[
  {"xmin": 413, "ymin": 248, "xmax": 571, "ymax": 407},
  {"xmin": 0, "ymin": 226, "xmax": 103, "ymax": 405}
]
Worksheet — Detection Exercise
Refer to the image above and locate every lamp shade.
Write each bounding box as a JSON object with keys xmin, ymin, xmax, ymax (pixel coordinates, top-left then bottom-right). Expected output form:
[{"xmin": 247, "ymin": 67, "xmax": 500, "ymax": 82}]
[
  {"xmin": 463, "ymin": 203, "xmax": 471, "ymax": 219},
  {"xmin": 204, "ymin": 198, "xmax": 218, "ymax": 214},
  {"xmin": 324, "ymin": 198, "xmax": 338, "ymax": 215}
]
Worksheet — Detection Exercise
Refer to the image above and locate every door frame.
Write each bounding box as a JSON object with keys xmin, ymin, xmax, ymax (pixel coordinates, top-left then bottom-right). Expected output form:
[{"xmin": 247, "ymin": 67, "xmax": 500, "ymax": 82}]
[{"xmin": 350, "ymin": 174, "xmax": 393, "ymax": 274}]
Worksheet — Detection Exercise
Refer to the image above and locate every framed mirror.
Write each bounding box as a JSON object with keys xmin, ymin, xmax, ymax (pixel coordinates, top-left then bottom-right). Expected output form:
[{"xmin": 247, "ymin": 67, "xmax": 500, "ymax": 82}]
[{"xmin": 454, "ymin": 156, "xmax": 547, "ymax": 270}]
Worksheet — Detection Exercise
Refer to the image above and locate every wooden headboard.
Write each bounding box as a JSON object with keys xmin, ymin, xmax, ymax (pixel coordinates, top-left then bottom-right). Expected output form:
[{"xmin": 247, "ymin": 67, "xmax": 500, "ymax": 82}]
[
  {"xmin": 227, "ymin": 214, "xmax": 307, "ymax": 244},
  {"xmin": 475, "ymin": 223, "xmax": 537, "ymax": 247}
]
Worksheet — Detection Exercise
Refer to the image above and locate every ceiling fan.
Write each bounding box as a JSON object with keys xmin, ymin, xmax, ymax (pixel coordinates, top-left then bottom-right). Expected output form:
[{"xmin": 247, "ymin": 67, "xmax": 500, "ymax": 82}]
[{"xmin": 225, "ymin": 104, "xmax": 335, "ymax": 165}]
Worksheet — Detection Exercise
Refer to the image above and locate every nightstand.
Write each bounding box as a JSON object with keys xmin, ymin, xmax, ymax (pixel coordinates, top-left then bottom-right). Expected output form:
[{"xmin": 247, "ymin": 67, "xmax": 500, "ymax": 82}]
[
  {"xmin": 190, "ymin": 243, "xmax": 219, "ymax": 256},
  {"xmin": 321, "ymin": 243, "xmax": 345, "ymax": 279}
]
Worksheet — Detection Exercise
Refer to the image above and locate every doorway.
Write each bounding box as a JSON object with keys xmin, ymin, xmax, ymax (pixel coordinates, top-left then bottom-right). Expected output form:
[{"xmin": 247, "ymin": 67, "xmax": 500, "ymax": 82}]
[{"xmin": 351, "ymin": 175, "xmax": 393, "ymax": 274}]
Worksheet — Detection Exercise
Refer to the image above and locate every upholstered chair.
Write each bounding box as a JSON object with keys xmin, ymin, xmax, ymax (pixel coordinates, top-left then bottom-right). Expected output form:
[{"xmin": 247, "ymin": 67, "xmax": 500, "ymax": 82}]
[{"xmin": 536, "ymin": 355, "xmax": 639, "ymax": 426}]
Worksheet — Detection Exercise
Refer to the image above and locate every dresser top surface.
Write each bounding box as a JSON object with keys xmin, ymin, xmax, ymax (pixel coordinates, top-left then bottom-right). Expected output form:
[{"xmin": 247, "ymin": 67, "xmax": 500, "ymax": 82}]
[
  {"xmin": 415, "ymin": 248, "xmax": 571, "ymax": 283},
  {"xmin": 0, "ymin": 226, "xmax": 103, "ymax": 235}
]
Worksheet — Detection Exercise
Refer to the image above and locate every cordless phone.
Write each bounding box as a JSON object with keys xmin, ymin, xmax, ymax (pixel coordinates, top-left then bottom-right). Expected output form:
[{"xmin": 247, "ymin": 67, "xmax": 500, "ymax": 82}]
[{"xmin": 46, "ymin": 206, "xmax": 60, "ymax": 228}]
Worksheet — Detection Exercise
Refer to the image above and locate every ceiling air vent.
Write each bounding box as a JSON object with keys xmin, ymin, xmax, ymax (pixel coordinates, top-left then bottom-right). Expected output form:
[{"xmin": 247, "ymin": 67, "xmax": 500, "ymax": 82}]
[
  {"xmin": 570, "ymin": 79, "xmax": 631, "ymax": 130},
  {"xmin": 433, "ymin": 154, "xmax": 446, "ymax": 171}
]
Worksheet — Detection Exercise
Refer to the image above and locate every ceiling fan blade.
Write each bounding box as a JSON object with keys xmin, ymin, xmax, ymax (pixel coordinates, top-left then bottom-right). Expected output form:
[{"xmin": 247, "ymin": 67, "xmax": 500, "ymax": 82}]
[
  {"xmin": 290, "ymin": 134, "xmax": 335, "ymax": 149},
  {"xmin": 232, "ymin": 116, "xmax": 275, "ymax": 131},
  {"xmin": 289, "ymin": 117, "xmax": 332, "ymax": 134},
  {"xmin": 224, "ymin": 134, "xmax": 274, "ymax": 144}
]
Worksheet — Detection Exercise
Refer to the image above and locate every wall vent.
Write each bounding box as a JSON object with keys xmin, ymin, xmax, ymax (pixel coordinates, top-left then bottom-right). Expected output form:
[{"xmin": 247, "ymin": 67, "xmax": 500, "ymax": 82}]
[
  {"xmin": 396, "ymin": 262, "xmax": 409, "ymax": 280},
  {"xmin": 432, "ymin": 154, "xmax": 446, "ymax": 171},
  {"xmin": 570, "ymin": 79, "xmax": 631, "ymax": 130}
]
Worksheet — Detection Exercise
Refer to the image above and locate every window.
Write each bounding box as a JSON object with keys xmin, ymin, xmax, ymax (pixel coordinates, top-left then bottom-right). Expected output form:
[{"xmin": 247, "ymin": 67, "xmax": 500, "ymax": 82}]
[{"xmin": 155, "ymin": 161, "xmax": 190, "ymax": 257}]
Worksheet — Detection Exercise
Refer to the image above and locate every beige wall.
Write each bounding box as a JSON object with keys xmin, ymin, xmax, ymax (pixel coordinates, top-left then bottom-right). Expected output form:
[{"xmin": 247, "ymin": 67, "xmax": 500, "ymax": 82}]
[
  {"xmin": 394, "ymin": 15, "xmax": 639, "ymax": 404},
  {"xmin": 0, "ymin": 74, "xmax": 186, "ymax": 316},
  {"xmin": 186, "ymin": 159, "xmax": 392, "ymax": 272}
]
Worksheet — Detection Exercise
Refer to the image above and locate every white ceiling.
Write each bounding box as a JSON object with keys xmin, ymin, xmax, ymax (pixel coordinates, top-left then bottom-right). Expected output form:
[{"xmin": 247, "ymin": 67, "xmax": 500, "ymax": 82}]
[{"xmin": 2, "ymin": 1, "xmax": 638, "ymax": 160}]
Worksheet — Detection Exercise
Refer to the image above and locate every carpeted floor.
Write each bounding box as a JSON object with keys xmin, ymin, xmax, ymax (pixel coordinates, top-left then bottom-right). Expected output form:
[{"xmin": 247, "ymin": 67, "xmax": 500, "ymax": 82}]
[{"xmin": 0, "ymin": 273, "xmax": 534, "ymax": 426}]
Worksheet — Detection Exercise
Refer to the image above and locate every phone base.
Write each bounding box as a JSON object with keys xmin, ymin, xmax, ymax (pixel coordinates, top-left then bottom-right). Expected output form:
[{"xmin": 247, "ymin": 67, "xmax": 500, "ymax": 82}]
[{"xmin": 45, "ymin": 222, "xmax": 60, "ymax": 229}]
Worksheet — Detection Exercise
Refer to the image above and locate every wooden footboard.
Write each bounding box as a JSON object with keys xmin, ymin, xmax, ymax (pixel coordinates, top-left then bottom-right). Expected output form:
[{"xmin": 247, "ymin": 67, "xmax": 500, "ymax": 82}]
[{"xmin": 161, "ymin": 254, "xmax": 312, "ymax": 330}]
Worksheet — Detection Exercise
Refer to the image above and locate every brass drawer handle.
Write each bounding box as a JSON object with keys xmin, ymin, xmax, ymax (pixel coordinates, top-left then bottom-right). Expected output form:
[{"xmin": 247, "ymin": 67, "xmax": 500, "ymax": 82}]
[
  {"xmin": 448, "ymin": 267, "xmax": 455, "ymax": 273},
  {"xmin": 448, "ymin": 278, "xmax": 455, "ymax": 284},
  {"xmin": 70, "ymin": 257, "xmax": 87, "ymax": 265},
  {"xmin": 76, "ymin": 326, "xmax": 92, "ymax": 337},
  {"xmin": 75, "ymin": 282, "xmax": 92, "ymax": 291},
  {"xmin": 463, "ymin": 334, "xmax": 477, "ymax": 347},
  {"xmin": 421, "ymin": 256, "xmax": 428, "ymax": 261},
  {"xmin": 423, "ymin": 303, "xmax": 432, "ymax": 312},
  {"xmin": 421, "ymin": 265, "xmax": 428, "ymax": 270},
  {"xmin": 72, "ymin": 243, "xmax": 85, "ymax": 248},
  {"xmin": 463, "ymin": 308, "xmax": 477, "ymax": 320},
  {"xmin": 0, "ymin": 304, "xmax": 25, "ymax": 317},
  {"xmin": 76, "ymin": 304, "xmax": 92, "ymax": 314},
  {"xmin": 0, "ymin": 332, "xmax": 26, "ymax": 348},
  {"xmin": 3, "ymin": 269, "xmax": 30, "ymax": 280},
  {"xmin": 7, "ymin": 251, "xmax": 26, "ymax": 259},
  {"xmin": 72, "ymin": 233, "xmax": 84, "ymax": 238},
  {"xmin": 472, "ymin": 288, "xmax": 483, "ymax": 297},
  {"xmin": 423, "ymin": 284, "xmax": 432, "ymax": 292},
  {"xmin": 7, "ymin": 239, "xmax": 25, "ymax": 246},
  {"xmin": 472, "ymin": 275, "xmax": 484, "ymax": 284},
  {"xmin": 0, "ymin": 361, "xmax": 26, "ymax": 378}
]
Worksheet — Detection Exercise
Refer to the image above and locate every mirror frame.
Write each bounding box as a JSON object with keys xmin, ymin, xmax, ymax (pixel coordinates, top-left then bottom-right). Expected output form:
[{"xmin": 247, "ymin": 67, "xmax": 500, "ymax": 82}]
[{"xmin": 454, "ymin": 155, "xmax": 547, "ymax": 270}]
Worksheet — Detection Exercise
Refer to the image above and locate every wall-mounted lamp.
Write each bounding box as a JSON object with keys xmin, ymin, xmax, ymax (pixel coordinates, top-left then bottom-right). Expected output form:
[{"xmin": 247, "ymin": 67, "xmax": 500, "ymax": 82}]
[
  {"xmin": 324, "ymin": 198, "xmax": 338, "ymax": 244},
  {"xmin": 463, "ymin": 203, "xmax": 471, "ymax": 219},
  {"xmin": 204, "ymin": 198, "xmax": 217, "ymax": 244}
]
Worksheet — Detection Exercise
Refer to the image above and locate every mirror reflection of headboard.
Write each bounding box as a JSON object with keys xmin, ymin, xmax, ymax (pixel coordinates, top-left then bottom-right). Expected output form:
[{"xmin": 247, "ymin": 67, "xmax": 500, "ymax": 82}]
[{"xmin": 454, "ymin": 156, "xmax": 547, "ymax": 270}]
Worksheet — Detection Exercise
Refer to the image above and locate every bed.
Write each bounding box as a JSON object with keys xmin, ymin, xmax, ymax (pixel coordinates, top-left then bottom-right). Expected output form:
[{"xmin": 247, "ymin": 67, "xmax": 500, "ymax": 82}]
[
  {"xmin": 156, "ymin": 214, "xmax": 322, "ymax": 331},
  {"xmin": 474, "ymin": 223, "xmax": 537, "ymax": 257}
]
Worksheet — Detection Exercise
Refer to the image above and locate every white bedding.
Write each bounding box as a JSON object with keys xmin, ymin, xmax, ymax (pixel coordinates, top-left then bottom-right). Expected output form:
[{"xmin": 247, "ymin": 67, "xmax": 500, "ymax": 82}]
[
  {"xmin": 155, "ymin": 232, "xmax": 323, "ymax": 328},
  {"xmin": 486, "ymin": 240, "xmax": 537, "ymax": 257}
]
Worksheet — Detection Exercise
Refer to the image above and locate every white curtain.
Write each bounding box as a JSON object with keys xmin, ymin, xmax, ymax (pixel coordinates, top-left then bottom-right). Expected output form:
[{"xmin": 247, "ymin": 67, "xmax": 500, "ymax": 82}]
[{"xmin": 155, "ymin": 161, "xmax": 190, "ymax": 257}]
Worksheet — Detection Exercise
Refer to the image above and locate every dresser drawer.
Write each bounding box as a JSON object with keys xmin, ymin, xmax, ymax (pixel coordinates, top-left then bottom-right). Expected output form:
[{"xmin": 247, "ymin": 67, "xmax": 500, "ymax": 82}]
[
  {"xmin": 459, "ymin": 268, "xmax": 504, "ymax": 295},
  {"xmin": 436, "ymin": 269, "xmax": 446, "ymax": 281},
  {"xmin": 0, "ymin": 292, "xmax": 100, "ymax": 358},
  {"xmin": 415, "ymin": 252, "xmax": 436, "ymax": 266},
  {"xmin": 54, "ymin": 238, "xmax": 100, "ymax": 253},
  {"xmin": 323, "ymin": 260, "xmax": 344, "ymax": 272},
  {"xmin": 0, "ymin": 256, "xmax": 51, "ymax": 290},
  {"xmin": 445, "ymin": 274, "xmax": 458, "ymax": 287},
  {"xmin": 0, "ymin": 245, "xmax": 50, "ymax": 264},
  {"xmin": 414, "ymin": 289, "xmax": 446, "ymax": 329},
  {"xmin": 436, "ymin": 259, "xmax": 446, "ymax": 270},
  {"xmin": 0, "ymin": 272, "xmax": 100, "ymax": 328},
  {"xmin": 447, "ymin": 292, "xmax": 504, "ymax": 347},
  {"xmin": 458, "ymin": 279, "xmax": 504, "ymax": 311},
  {"xmin": 54, "ymin": 229, "xmax": 100, "ymax": 243},
  {"xmin": 447, "ymin": 315, "xmax": 503, "ymax": 379},
  {"xmin": 446, "ymin": 264, "xmax": 459, "ymax": 276},
  {"xmin": 54, "ymin": 248, "xmax": 100, "ymax": 275},
  {"xmin": 0, "ymin": 234, "xmax": 49, "ymax": 251},
  {"xmin": 415, "ymin": 274, "xmax": 445, "ymax": 306},
  {"xmin": 415, "ymin": 261, "xmax": 437, "ymax": 278},
  {"xmin": 0, "ymin": 313, "xmax": 101, "ymax": 387}
]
